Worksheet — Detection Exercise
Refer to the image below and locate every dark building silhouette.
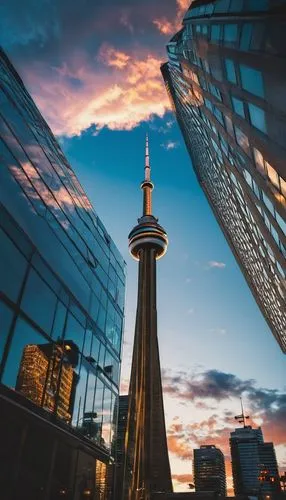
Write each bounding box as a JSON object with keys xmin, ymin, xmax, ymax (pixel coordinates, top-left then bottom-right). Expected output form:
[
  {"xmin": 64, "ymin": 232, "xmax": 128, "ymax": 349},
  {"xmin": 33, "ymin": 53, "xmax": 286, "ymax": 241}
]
[
  {"xmin": 230, "ymin": 425, "xmax": 281, "ymax": 496},
  {"xmin": 0, "ymin": 47, "xmax": 125, "ymax": 499},
  {"xmin": 193, "ymin": 445, "xmax": 226, "ymax": 496},
  {"xmin": 123, "ymin": 136, "xmax": 172, "ymax": 498},
  {"xmin": 162, "ymin": 0, "xmax": 286, "ymax": 352}
]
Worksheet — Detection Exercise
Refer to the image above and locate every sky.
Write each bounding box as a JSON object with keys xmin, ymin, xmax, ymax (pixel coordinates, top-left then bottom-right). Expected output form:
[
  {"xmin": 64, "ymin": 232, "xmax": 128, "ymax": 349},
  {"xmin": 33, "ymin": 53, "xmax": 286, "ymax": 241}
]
[{"xmin": 1, "ymin": 0, "xmax": 285, "ymax": 493}]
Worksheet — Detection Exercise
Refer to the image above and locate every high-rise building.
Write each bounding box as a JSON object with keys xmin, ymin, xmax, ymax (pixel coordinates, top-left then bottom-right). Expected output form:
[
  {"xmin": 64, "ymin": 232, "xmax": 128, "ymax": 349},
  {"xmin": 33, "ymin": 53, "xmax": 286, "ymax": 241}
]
[
  {"xmin": 193, "ymin": 445, "xmax": 226, "ymax": 496},
  {"xmin": 123, "ymin": 136, "xmax": 172, "ymax": 498},
  {"xmin": 258, "ymin": 442, "xmax": 281, "ymax": 496},
  {"xmin": 230, "ymin": 425, "xmax": 281, "ymax": 496},
  {"xmin": 162, "ymin": 0, "xmax": 286, "ymax": 352},
  {"xmin": 113, "ymin": 395, "xmax": 129, "ymax": 499},
  {"xmin": 0, "ymin": 47, "xmax": 125, "ymax": 499}
]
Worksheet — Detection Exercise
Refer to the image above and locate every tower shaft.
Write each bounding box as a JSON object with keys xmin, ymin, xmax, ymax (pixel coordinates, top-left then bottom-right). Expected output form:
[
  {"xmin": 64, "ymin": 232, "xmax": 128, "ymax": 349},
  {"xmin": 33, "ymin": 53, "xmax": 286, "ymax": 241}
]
[{"xmin": 124, "ymin": 248, "xmax": 172, "ymax": 499}]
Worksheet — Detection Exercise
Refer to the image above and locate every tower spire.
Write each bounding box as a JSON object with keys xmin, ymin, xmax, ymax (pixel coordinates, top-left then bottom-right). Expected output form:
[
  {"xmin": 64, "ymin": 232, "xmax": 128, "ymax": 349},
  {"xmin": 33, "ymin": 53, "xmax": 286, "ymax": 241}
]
[
  {"xmin": 145, "ymin": 133, "xmax": 151, "ymax": 181},
  {"xmin": 235, "ymin": 397, "xmax": 250, "ymax": 428},
  {"xmin": 141, "ymin": 134, "xmax": 154, "ymax": 217}
]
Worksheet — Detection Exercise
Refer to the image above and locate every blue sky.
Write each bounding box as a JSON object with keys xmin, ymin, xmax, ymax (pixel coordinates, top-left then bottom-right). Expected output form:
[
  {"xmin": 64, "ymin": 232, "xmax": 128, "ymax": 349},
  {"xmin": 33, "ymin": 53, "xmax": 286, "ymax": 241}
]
[{"xmin": 1, "ymin": 0, "xmax": 285, "ymax": 491}]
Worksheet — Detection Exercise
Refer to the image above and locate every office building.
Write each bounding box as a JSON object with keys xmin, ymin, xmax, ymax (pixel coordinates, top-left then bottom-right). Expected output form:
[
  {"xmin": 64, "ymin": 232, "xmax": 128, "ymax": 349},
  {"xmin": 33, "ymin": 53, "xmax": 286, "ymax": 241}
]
[
  {"xmin": 194, "ymin": 445, "xmax": 226, "ymax": 496},
  {"xmin": 258, "ymin": 442, "xmax": 281, "ymax": 496},
  {"xmin": 162, "ymin": 0, "xmax": 286, "ymax": 352},
  {"xmin": 230, "ymin": 426, "xmax": 281, "ymax": 496},
  {"xmin": 123, "ymin": 136, "xmax": 172, "ymax": 498},
  {"xmin": 0, "ymin": 47, "xmax": 125, "ymax": 499}
]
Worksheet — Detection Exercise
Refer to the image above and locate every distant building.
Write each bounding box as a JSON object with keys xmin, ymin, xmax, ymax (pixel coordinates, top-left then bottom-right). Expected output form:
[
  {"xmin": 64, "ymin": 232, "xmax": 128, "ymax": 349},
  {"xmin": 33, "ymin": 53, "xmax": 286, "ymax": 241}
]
[
  {"xmin": 258, "ymin": 442, "xmax": 281, "ymax": 496},
  {"xmin": 230, "ymin": 426, "xmax": 281, "ymax": 496},
  {"xmin": 162, "ymin": 0, "xmax": 286, "ymax": 353},
  {"xmin": 114, "ymin": 395, "xmax": 129, "ymax": 499},
  {"xmin": 193, "ymin": 445, "xmax": 226, "ymax": 496}
]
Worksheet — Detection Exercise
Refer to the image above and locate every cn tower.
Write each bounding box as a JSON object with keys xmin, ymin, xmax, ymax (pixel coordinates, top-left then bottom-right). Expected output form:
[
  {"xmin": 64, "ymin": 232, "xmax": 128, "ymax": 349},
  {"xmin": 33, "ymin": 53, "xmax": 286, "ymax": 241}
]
[{"xmin": 123, "ymin": 136, "xmax": 173, "ymax": 499}]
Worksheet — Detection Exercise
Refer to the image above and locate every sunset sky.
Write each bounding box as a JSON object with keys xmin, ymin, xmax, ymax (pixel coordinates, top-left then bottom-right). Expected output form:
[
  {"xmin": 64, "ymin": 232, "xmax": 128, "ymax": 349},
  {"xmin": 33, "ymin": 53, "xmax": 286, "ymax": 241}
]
[{"xmin": 1, "ymin": 0, "xmax": 285, "ymax": 493}]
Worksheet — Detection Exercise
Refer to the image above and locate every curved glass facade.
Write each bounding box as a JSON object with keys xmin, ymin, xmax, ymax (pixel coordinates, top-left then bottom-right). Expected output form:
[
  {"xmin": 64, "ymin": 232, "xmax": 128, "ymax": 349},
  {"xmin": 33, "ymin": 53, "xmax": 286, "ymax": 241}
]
[
  {"xmin": 162, "ymin": 0, "xmax": 286, "ymax": 352},
  {"xmin": 0, "ymin": 48, "xmax": 125, "ymax": 498}
]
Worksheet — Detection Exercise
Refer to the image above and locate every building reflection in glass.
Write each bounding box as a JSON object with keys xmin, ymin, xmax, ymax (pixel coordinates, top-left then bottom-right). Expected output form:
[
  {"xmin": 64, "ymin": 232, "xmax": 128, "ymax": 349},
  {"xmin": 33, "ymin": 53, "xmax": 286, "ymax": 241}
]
[{"xmin": 16, "ymin": 340, "xmax": 79, "ymax": 423}]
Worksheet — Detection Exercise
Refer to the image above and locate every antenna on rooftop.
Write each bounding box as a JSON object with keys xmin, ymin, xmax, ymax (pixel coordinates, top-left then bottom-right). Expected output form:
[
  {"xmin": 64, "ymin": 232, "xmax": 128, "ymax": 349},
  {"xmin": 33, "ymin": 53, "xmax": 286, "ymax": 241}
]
[{"xmin": 234, "ymin": 397, "xmax": 250, "ymax": 428}]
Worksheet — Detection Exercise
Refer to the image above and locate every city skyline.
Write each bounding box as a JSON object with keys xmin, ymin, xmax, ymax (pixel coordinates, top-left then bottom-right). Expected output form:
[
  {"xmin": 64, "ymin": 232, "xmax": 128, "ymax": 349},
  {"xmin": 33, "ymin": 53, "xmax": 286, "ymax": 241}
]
[{"xmin": 1, "ymin": 0, "xmax": 285, "ymax": 494}]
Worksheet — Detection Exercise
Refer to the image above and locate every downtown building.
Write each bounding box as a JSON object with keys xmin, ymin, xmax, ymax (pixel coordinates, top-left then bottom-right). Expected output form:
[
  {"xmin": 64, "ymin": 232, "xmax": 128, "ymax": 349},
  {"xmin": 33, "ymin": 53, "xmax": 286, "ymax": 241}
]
[
  {"xmin": 230, "ymin": 426, "xmax": 281, "ymax": 496},
  {"xmin": 162, "ymin": 0, "xmax": 286, "ymax": 352},
  {"xmin": 0, "ymin": 47, "xmax": 125, "ymax": 500},
  {"xmin": 193, "ymin": 445, "xmax": 226, "ymax": 496}
]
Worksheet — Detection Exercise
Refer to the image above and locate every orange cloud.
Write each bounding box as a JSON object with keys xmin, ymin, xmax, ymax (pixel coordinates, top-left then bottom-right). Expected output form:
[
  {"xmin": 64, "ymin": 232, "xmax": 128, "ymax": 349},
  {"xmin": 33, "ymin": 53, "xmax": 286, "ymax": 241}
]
[
  {"xmin": 153, "ymin": 0, "xmax": 191, "ymax": 36},
  {"xmin": 22, "ymin": 46, "xmax": 170, "ymax": 136},
  {"xmin": 172, "ymin": 474, "xmax": 193, "ymax": 485}
]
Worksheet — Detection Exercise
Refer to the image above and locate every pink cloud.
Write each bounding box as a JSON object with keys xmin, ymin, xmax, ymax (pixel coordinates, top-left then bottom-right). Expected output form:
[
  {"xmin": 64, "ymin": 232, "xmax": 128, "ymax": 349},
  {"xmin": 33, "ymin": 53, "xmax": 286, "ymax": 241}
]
[
  {"xmin": 22, "ymin": 45, "xmax": 170, "ymax": 136},
  {"xmin": 153, "ymin": 0, "xmax": 191, "ymax": 36}
]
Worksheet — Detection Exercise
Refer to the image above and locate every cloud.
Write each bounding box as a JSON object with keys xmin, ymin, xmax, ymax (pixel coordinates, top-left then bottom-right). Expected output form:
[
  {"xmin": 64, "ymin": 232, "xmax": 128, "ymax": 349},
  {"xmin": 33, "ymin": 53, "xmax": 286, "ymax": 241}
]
[
  {"xmin": 172, "ymin": 474, "xmax": 193, "ymax": 485},
  {"xmin": 153, "ymin": 0, "xmax": 190, "ymax": 36},
  {"xmin": 17, "ymin": 46, "xmax": 170, "ymax": 136},
  {"xmin": 163, "ymin": 369, "xmax": 254, "ymax": 402},
  {"xmin": 209, "ymin": 328, "xmax": 227, "ymax": 336},
  {"xmin": 161, "ymin": 140, "xmax": 179, "ymax": 150},
  {"xmin": 207, "ymin": 261, "xmax": 226, "ymax": 269}
]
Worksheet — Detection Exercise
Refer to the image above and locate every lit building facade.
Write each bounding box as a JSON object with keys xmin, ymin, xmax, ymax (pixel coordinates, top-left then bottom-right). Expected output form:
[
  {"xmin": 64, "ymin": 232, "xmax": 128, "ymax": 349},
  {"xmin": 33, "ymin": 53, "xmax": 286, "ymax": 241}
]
[
  {"xmin": 162, "ymin": 0, "xmax": 286, "ymax": 352},
  {"xmin": 0, "ymin": 47, "xmax": 125, "ymax": 499},
  {"xmin": 230, "ymin": 426, "xmax": 281, "ymax": 496},
  {"xmin": 193, "ymin": 445, "xmax": 226, "ymax": 496}
]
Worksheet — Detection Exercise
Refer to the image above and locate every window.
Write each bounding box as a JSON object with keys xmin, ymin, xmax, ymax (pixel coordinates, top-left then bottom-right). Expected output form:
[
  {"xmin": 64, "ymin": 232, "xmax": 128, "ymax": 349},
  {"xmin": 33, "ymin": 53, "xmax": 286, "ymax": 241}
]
[
  {"xmin": 214, "ymin": 0, "xmax": 230, "ymax": 13},
  {"xmin": 280, "ymin": 177, "xmax": 286, "ymax": 198},
  {"xmin": 249, "ymin": 103, "xmax": 267, "ymax": 133},
  {"xmin": 2, "ymin": 317, "xmax": 45, "ymax": 391},
  {"xmin": 213, "ymin": 106, "xmax": 224, "ymax": 126},
  {"xmin": 0, "ymin": 228, "xmax": 27, "ymax": 303},
  {"xmin": 232, "ymin": 97, "xmax": 245, "ymax": 117},
  {"xmin": 234, "ymin": 126, "xmax": 250, "ymax": 153},
  {"xmin": 253, "ymin": 148, "xmax": 265, "ymax": 175},
  {"xmin": 224, "ymin": 24, "xmax": 238, "ymax": 43},
  {"xmin": 265, "ymin": 162, "xmax": 279, "ymax": 189},
  {"xmin": 205, "ymin": 98, "xmax": 212, "ymax": 111},
  {"xmin": 51, "ymin": 301, "xmax": 67, "ymax": 340},
  {"xmin": 240, "ymin": 65, "xmax": 264, "ymax": 98},
  {"xmin": 229, "ymin": 0, "xmax": 243, "ymax": 12},
  {"xmin": 21, "ymin": 269, "xmax": 57, "ymax": 334},
  {"xmin": 225, "ymin": 58, "xmax": 237, "ymax": 84},
  {"xmin": 64, "ymin": 311, "xmax": 85, "ymax": 353},
  {"xmin": 211, "ymin": 24, "xmax": 221, "ymax": 41},
  {"xmin": 0, "ymin": 301, "xmax": 14, "ymax": 364},
  {"xmin": 246, "ymin": 0, "xmax": 268, "ymax": 11},
  {"xmin": 240, "ymin": 23, "xmax": 253, "ymax": 51}
]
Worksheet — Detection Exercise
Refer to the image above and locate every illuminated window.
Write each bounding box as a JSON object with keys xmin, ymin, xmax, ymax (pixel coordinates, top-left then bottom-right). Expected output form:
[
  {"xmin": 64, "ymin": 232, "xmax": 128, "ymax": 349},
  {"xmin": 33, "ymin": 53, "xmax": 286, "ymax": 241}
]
[
  {"xmin": 265, "ymin": 162, "xmax": 279, "ymax": 189},
  {"xmin": 280, "ymin": 177, "xmax": 286, "ymax": 197},
  {"xmin": 253, "ymin": 148, "xmax": 265, "ymax": 175},
  {"xmin": 234, "ymin": 126, "xmax": 249, "ymax": 153}
]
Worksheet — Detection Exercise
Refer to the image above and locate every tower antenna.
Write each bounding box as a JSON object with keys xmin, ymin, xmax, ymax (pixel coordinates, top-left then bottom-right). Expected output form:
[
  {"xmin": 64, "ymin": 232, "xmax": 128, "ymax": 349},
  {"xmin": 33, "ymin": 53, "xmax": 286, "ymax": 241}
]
[{"xmin": 235, "ymin": 397, "xmax": 250, "ymax": 427}]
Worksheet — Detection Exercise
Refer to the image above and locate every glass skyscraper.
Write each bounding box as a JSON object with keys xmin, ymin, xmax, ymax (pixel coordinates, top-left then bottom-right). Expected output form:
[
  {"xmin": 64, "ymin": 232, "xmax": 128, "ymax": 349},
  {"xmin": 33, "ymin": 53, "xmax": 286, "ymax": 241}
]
[
  {"xmin": 230, "ymin": 426, "xmax": 281, "ymax": 496},
  {"xmin": 162, "ymin": 0, "xmax": 286, "ymax": 352},
  {"xmin": 0, "ymin": 47, "xmax": 125, "ymax": 499},
  {"xmin": 193, "ymin": 445, "xmax": 226, "ymax": 496}
]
